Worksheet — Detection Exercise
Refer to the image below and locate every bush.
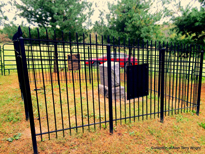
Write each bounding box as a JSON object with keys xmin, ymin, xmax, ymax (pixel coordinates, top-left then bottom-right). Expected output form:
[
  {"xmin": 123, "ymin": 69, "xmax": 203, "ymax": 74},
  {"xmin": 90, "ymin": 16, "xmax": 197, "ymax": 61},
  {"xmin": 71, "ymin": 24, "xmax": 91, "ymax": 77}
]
[{"xmin": 0, "ymin": 33, "xmax": 11, "ymax": 42}]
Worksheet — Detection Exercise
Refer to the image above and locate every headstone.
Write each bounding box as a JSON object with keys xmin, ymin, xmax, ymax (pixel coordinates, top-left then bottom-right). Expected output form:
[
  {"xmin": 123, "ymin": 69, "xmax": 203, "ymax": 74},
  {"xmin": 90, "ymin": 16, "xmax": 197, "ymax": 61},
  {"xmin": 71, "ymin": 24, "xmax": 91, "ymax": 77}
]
[
  {"xmin": 99, "ymin": 62, "xmax": 120, "ymax": 87},
  {"xmin": 67, "ymin": 54, "xmax": 81, "ymax": 71},
  {"xmin": 99, "ymin": 84, "xmax": 126, "ymax": 100},
  {"xmin": 99, "ymin": 62, "xmax": 125, "ymax": 100}
]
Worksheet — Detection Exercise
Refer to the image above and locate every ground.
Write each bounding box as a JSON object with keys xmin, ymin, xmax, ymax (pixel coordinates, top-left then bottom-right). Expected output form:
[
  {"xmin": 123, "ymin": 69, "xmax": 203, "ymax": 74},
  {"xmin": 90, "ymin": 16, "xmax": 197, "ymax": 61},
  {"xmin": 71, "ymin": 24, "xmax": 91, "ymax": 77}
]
[{"xmin": 0, "ymin": 73, "xmax": 205, "ymax": 154}]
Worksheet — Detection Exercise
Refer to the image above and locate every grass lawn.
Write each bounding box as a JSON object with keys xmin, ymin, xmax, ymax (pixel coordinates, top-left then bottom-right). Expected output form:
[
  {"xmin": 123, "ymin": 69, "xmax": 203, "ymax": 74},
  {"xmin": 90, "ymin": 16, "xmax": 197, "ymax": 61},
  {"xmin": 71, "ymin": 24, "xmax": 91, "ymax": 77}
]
[{"xmin": 0, "ymin": 72, "xmax": 205, "ymax": 153}]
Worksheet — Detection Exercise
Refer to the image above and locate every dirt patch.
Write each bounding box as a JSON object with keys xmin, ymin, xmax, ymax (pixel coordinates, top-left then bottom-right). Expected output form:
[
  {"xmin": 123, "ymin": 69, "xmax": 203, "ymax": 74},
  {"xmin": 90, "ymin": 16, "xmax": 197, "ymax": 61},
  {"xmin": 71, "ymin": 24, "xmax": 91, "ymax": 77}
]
[{"xmin": 201, "ymin": 83, "xmax": 205, "ymax": 100}]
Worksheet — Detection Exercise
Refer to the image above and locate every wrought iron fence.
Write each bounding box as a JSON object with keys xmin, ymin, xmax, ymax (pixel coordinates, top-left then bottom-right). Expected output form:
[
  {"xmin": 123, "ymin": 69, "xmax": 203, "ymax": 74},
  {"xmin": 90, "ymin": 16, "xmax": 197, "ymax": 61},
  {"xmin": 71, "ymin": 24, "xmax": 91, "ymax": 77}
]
[
  {"xmin": 13, "ymin": 27, "xmax": 204, "ymax": 154},
  {"xmin": 1, "ymin": 42, "xmax": 205, "ymax": 77}
]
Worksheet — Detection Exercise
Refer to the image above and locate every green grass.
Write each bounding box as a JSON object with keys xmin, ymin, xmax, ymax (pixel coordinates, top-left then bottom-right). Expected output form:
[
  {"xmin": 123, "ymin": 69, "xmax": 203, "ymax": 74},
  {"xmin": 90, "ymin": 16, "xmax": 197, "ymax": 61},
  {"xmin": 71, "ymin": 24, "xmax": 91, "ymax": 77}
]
[{"xmin": 198, "ymin": 122, "xmax": 205, "ymax": 129}]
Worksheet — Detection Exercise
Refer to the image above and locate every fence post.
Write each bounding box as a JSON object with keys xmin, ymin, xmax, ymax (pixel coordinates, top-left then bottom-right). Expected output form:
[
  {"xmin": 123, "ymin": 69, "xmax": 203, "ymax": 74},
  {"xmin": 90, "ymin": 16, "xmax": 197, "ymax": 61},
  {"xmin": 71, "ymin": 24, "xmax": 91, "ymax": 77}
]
[
  {"xmin": 159, "ymin": 48, "xmax": 165, "ymax": 123},
  {"xmin": 107, "ymin": 42, "xmax": 113, "ymax": 134},
  {"xmin": 19, "ymin": 36, "xmax": 38, "ymax": 154},
  {"xmin": 13, "ymin": 30, "xmax": 29, "ymax": 120},
  {"xmin": 13, "ymin": 27, "xmax": 38, "ymax": 154},
  {"xmin": 196, "ymin": 50, "xmax": 204, "ymax": 115}
]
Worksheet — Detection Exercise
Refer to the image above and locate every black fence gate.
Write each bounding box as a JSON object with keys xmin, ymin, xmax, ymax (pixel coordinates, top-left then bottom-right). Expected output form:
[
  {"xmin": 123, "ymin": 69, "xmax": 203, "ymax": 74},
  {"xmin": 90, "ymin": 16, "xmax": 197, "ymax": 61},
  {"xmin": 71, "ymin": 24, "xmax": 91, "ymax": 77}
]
[{"xmin": 13, "ymin": 27, "xmax": 204, "ymax": 154}]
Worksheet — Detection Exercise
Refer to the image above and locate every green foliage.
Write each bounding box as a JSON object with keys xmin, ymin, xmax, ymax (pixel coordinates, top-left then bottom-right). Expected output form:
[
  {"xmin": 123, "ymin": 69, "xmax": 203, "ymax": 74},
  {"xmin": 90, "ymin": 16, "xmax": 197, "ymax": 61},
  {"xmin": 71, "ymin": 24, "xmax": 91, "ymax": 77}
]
[
  {"xmin": 13, "ymin": 133, "xmax": 22, "ymax": 140},
  {"xmin": 0, "ymin": 2, "xmax": 8, "ymax": 26},
  {"xmin": 3, "ymin": 23, "xmax": 66, "ymax": 41},
  {"xmin": 199, "ymin": 0, "xmax": 205, "ymax": 6},
  {"xmin": 6, "ymin": 137, "xmax": 13, "ymax": 142},
  {"xmin": 6, "ymin": 133, "xmax": 22, "ymax": 142},
  {"xmin": 93, "ymin": 0, "xmax": 163, "ymax": 44},
  {"xmin": 198, "ymin": 122, "xmax": 205, "ymax": 129},
  {"xmin": 129, "ymin": 131, "xmax": 135, "ymax": 136},
  {"xmin": 102, "ymin": 124, "xmax": 108, "ymax": 129},
  {"xmin": 202, "ymin": 77, "xmax": 205, "ymax": 83},
  {"xmin": 1, "ymin": 110, "xmax": 22, "ymax": 123},
  {"xmin": 14, "ymin": 0, "xmax": 93, "ymax": 41},
  {"xmin": 172, "ymin": 7, "xmax": 205, "ymax": 46},
  {"xmin": 3, "ymin": 24, "xmax": 25, "ymax": 40}
]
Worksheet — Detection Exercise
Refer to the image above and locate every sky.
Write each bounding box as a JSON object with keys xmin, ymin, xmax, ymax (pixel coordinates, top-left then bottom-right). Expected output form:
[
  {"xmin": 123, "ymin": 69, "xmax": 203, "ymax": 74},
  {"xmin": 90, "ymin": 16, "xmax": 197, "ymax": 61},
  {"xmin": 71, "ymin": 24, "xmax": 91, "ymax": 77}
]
[{"xmin": 0, "ymin": 0, "xmax": 202, "ymax": 29}]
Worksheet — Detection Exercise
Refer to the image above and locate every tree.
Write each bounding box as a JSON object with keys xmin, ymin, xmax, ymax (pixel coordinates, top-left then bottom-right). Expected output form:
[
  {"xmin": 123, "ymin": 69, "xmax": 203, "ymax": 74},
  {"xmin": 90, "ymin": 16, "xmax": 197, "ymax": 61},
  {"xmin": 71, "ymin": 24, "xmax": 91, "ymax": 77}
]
[
  {"xmin": 0, "ymin": 2, "xmax": 8, "ymax": 26},
  {"xmin": 172, "ymin": 7, "xmax": 205, "ymax": 46},
  {"xmin": 3, "ymin": 22, "xmax": 58, "ymax": 41},
  {"xmin": 15, "ymin": 0, "xmax": 93, "ymax": 41},
  {"xmin": 170, "ymin": 0, "xmax": 205, "ymax": 46},
  {"xmin": 93, "ymin": 0, "xmax": 164, "ymax": 44},
  {"xmin": 199, "ymin": 0, "xmax": 205, "ymax": 6}
]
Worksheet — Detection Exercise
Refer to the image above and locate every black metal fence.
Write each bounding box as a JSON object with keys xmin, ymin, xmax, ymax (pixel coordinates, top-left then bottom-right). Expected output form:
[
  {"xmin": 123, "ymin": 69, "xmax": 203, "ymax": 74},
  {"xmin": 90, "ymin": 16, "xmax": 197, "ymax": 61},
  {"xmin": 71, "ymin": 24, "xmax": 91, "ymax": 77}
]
[
  {"xmin": 13, "ymin": 27, "xmax": 204, "ymax": 154},
  {"xmin": 1, "ymin": 42, "xmax": 205, "ymax": 77}
]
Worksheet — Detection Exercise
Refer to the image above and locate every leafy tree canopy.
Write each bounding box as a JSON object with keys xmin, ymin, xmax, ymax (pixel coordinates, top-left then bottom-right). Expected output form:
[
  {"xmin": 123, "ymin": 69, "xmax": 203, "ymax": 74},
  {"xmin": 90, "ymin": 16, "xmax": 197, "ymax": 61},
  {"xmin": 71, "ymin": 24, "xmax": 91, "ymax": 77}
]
[
  {"xmin": 172, "ymin": 7, "xmax": 205, "ymax": 45},
  {"xmin": 0, "ymin": 2, "xmax": 8, "ymax": 26},
  {"xmin": 199, "ymin": 0, "xmax": 205, "ymax": 6},
  {"xmin": 15, "ymin": 0, "xmax": 93, "ymax": 41},
  {"xmin": 93, "ymin": 0, "xmax": 164, "ymax": 44},
  {"xmin": 3, "ymin": 22, "xmax": 48, "ymax": 40},
  {"xmin": 171, "ymin": 0, "xmax": 205, "ymax": 45}
]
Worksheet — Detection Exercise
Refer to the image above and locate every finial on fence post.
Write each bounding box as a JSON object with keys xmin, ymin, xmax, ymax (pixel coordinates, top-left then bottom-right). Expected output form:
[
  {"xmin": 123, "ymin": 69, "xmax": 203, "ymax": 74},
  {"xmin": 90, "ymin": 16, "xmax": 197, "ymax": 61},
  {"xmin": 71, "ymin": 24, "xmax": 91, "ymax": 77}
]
[
  {"xmin": 18, "ymin": 26, "xmax": 23, "ymax": 37},
  {"xmin": 12, "ymin": 26, "xmax": 23, "ymax": 41}
]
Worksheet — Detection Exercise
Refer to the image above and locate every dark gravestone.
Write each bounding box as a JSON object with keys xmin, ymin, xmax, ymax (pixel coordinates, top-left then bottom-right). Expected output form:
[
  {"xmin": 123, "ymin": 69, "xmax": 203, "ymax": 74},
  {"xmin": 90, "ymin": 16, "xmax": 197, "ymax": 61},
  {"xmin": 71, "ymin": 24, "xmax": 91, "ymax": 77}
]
[{"xmin": 67, "ymin": 54, "xmax": 81, "ymax": 71}]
